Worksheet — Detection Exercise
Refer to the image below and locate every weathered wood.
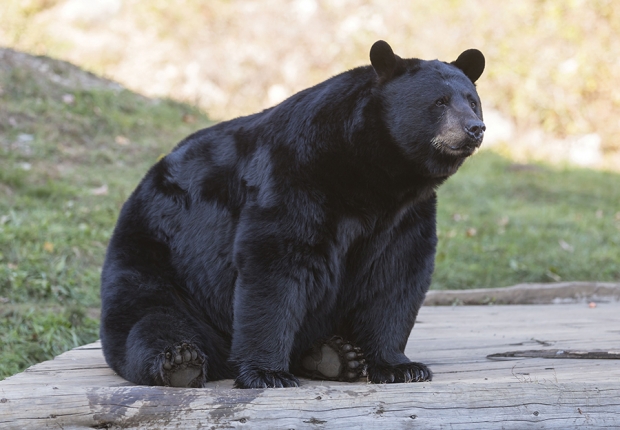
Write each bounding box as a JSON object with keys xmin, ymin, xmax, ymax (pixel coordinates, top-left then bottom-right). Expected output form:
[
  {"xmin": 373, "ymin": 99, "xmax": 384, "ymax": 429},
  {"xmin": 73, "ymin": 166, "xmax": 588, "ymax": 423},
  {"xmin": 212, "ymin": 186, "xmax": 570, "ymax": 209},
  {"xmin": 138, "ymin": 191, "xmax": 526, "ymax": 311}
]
[
  {"xmin": 488, "ymin": 349, "xmax": 620, "ymax": 360},
  {"xmin": 424, "ymin": 281, "xmax": 620, "ymax": 305},
  {"xmin": 2, "ymin": 382, "xmax": 619, "ymax": 429},
  {"xmin": 1, "ymin": 303, "xmax": 619, "ymax": 429}
]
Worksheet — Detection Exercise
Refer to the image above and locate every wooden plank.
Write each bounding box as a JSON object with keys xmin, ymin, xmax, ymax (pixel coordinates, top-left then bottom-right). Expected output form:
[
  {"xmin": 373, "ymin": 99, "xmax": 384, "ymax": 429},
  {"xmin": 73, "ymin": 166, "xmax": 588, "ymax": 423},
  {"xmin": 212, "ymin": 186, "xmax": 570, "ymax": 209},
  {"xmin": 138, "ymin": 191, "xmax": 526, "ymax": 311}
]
[
  {"xmin": 424, "ymin": 281, "xmax": 620, "ymax": 305},
  {"xmin": 1, "ymin": 303, "xmax": 619, "ymax": 429},
  {"xmin": 2, "ymin": 382, "xmax": 619, "ymax": 429}
]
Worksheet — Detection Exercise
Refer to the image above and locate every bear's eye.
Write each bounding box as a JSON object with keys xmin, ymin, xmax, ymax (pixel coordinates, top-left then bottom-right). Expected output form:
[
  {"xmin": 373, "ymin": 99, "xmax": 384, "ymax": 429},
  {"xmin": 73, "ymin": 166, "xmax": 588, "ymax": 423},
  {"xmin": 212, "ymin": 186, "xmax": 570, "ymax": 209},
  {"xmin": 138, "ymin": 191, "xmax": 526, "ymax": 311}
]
[
  {"xmin": 470, "ymin": 101, "xmax": 477, "ymax": 109},
  {"xmin": 435, "ymin": 97, "xmax": 448, "ymax": 107}
]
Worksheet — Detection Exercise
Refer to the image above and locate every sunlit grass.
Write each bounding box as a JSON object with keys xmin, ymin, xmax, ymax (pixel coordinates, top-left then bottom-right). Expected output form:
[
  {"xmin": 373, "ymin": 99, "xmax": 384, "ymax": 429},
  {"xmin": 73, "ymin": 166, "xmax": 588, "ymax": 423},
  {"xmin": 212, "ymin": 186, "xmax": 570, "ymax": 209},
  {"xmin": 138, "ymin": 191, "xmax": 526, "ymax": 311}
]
[{"xmin": 434, "ymin": 151, "xmax": 620, "ymax": 289}]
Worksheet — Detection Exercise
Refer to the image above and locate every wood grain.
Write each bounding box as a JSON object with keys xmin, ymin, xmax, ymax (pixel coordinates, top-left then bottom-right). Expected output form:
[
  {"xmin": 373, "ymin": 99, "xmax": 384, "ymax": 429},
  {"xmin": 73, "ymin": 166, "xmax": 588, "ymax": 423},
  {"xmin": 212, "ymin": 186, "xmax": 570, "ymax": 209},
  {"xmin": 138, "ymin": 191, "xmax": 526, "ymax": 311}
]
[{"xmin": 1, "ymin": 303, "xmax": 619, "ymax": 429}]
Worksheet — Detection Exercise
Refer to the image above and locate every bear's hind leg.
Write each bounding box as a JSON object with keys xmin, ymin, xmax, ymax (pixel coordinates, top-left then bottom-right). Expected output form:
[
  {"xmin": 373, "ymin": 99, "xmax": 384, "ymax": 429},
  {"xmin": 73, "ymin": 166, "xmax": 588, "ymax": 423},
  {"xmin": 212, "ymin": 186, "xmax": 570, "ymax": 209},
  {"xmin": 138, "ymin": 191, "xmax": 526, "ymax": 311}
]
[
  {"xmin": 295, "ymin": 336, "xmax": 366, "ymax": 382},
  {"xmin": 120, "ymin": 311, "xmax": 210, "ymax": 387},
  {"xmin": 103, "ymin": 303, "xmax": 234, "ymax": 388}
]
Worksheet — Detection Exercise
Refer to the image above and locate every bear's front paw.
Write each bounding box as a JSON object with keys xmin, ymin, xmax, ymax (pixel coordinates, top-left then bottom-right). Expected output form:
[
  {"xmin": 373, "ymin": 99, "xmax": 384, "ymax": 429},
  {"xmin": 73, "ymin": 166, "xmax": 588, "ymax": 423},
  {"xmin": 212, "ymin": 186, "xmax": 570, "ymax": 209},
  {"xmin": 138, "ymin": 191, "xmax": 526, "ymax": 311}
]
[
  {"xmin": 234, "ymin": 367, "xmax": 300, "ymax": 389},
  {"xmin": 367, "ymin": 361, "xmax": 432, "ymax": 384}
]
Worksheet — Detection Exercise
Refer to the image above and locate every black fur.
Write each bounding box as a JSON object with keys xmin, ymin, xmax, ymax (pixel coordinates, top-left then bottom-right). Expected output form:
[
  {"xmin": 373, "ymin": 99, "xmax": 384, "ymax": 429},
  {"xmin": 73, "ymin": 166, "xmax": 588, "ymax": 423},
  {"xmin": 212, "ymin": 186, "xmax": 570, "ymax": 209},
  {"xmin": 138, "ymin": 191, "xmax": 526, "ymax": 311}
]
[{"xmin": 100, "ymin": 40, "xmax": 485, "ymax": 388}]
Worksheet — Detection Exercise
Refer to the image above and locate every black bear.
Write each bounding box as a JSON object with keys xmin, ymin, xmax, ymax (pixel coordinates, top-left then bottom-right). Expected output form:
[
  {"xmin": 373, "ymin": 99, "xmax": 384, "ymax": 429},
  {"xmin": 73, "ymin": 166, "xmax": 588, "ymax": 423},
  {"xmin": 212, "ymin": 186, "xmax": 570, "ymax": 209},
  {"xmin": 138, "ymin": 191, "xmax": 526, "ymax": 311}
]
[{"xmin": 100, "ymin": 40, "xmax": 485, "ymax": 389}]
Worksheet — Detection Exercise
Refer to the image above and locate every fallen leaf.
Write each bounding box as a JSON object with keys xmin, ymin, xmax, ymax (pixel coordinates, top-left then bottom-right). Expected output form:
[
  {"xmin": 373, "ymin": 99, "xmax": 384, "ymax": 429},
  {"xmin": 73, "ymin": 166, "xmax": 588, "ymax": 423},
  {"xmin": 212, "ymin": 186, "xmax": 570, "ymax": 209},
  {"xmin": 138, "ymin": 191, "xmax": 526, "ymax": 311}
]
[
  {"xmin": 558, "ymin": 239, "xmax": 574, "ymax": 252},
  {"xmin": 43, "ymin": 242, "xmax": 54, "ymax": 253},
  {"xmin": 546, "ymin": 270, "xmax": 561, "ymax": 282},
  {"xmin": 115, "ymin": 135, "xmax": 130, "ymax": 145},
  {"xmin": 497, "ymin": 216, "xmax": 510, "ymax": 226},
  {"xmin": 91, "ymin": 184, "xmax": 109, "ymax": 196},
  {"xmin": 445, "ymin": 229, "xmax": 457, "ymax": 238},
  {"xmin": 182, "ymin": 113, "xmax": 196, "ymax": 123},
  {"xmin": 466, "ymin": 227, "xmax": 477, "ymax": 237},
  {"xmin": 62, "ymin": 93, "xmax": 75, "ymax": 104}
]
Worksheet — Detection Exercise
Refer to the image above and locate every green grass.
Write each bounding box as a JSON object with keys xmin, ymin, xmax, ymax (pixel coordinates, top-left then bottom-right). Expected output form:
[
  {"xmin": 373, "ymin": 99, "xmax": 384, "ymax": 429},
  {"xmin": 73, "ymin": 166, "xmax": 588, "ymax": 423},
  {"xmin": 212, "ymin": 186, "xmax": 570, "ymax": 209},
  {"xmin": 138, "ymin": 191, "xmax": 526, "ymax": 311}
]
[
  {"xmin": 434, "ymin": 152, "xmax": 620, "ymax": 289},
  {"xmin": 1, "ymin": 50, "xmax": 619, "ymax": 381},
  {"xmin": 0, "ymin": 305, "xmax": 99, "ymax": 378},
  {"xmin": 0, "ymin": 51, "xmax": 210, "ymax": 379}
]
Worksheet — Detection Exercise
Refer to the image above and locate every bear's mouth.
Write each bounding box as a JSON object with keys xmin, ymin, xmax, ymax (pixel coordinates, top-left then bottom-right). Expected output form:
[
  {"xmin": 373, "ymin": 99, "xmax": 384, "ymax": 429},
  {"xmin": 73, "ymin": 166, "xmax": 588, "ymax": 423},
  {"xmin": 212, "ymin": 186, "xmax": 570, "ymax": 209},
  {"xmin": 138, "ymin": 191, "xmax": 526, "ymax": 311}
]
[
  {"xmin": 433, "ymin": 138, "xmax": 482, "ymax": 157},
  {"xmin": 448, "ymin": 140, "xmax": 481, "ymax": 155}
]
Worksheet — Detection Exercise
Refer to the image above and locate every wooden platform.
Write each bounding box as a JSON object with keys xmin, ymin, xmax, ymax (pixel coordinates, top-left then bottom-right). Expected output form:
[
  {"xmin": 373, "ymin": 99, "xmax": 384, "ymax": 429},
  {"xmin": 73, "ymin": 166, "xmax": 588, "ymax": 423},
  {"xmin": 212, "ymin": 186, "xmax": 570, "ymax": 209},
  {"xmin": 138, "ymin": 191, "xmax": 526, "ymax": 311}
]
[{"xmin": 1, "ymin": 302, "xmax": 619, "ymax": 429}]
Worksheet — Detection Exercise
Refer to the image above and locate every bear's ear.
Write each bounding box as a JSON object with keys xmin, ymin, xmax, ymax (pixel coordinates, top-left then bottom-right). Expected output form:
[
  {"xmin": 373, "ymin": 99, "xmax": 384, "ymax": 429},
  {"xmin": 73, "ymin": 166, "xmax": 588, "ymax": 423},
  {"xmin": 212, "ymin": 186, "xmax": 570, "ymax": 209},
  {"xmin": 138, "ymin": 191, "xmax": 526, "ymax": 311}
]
[
  {"xmin": 370, "ymin": 40, "xmax": 400, "ymax": 83},
  {"xmin": 452, "ymin": 49, "xmax": 485, "ymax": 83}
]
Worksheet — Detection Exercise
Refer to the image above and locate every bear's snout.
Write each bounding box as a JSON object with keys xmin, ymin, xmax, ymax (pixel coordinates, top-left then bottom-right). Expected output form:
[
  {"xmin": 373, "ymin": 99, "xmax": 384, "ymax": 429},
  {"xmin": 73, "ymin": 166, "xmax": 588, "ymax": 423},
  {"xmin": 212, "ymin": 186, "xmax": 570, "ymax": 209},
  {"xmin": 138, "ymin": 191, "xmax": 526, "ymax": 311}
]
[{"xmin": 465, "ymin": 121, "xmax": 485, "ymax": 145}]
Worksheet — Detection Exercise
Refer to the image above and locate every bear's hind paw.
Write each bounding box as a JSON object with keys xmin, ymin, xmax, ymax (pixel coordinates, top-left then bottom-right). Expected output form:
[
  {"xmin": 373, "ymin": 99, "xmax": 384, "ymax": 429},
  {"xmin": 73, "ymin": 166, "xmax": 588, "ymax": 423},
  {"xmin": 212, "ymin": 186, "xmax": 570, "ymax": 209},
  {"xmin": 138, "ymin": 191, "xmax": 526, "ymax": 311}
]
[
  {"xmin": 299, "ymin": 336, "xmax": 366, "ymax": 382},
  {"xmin": 154, "ymin": 341, "xmax": 208, "ymax": 388}
]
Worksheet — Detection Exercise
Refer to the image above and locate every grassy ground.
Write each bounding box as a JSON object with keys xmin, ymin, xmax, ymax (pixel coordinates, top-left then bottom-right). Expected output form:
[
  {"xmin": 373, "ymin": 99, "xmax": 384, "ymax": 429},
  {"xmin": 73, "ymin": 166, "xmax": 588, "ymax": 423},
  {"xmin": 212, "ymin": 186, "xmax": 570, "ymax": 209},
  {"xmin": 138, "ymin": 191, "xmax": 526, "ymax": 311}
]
[
  {"xmin": 1, "ymin": 50, "xmax": 619, "ymax": 380},
  {"xmin": 434, "ymin": 153, "xmax": 620, "ymax": 289},
  {"xmin": 0, "ymin": 49, "xmax": 209, "ymax": 379}
]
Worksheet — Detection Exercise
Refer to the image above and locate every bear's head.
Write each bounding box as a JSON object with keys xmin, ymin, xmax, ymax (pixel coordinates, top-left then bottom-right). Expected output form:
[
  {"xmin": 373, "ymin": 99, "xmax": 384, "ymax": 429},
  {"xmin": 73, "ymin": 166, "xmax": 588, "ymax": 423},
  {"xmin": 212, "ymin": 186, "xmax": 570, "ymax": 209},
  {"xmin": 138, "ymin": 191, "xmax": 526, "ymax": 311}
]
[{"xmin": 370, "ymin": 40, "xmax": 485, "ymax": 178}]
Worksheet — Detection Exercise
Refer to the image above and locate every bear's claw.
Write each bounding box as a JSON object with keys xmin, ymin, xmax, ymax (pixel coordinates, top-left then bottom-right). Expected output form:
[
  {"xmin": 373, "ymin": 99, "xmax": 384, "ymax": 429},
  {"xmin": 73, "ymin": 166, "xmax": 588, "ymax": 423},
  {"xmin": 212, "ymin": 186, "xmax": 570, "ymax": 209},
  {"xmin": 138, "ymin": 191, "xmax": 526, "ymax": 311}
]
[
  {"xmin": 367, "ymin": 361, "xmax": 432, "ymax": 384},
  {"xmin": 234, "ymin": 367, "xmax": 300, "ymax": 389}
]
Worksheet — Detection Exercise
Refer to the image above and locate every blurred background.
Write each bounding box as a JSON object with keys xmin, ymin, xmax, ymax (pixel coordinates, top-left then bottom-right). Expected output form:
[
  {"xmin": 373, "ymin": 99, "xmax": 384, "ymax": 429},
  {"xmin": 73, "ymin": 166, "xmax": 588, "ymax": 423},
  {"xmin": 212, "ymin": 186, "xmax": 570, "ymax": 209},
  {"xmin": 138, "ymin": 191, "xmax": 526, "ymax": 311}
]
[
  {"xmin": 2, "ymin": 0, "xmax": 620, "ymax": 168},
  {"xmin": 0, "ymin": 0, "xmax": 619, "ymax": 378}
]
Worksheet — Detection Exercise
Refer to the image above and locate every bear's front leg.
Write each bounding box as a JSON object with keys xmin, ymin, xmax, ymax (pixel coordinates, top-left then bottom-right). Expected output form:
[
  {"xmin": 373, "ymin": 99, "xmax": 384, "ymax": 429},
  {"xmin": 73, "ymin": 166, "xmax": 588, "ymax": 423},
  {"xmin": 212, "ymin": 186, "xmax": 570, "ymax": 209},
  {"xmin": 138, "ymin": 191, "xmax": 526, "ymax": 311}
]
[
  {"xmin": 230, "ymin": 212, "xmax": 333, "ymax": 388},
  {"xmin": 230, "ymin": 264, "xmax": 302, "ymax": 388},
  {"xmin": 231, "ymin": 274, "xmax": 302, "ymax": 388},
  {"xmin": 344, "ymin": 203, "xmax": 437, "ymax": 384},
  {"xmin": 355, "ymin": 289, "xmax": 433, "ymax": 385},
  {"xmin": 231, "ymin": 268, "xmax": 302, "ymax": 389}
]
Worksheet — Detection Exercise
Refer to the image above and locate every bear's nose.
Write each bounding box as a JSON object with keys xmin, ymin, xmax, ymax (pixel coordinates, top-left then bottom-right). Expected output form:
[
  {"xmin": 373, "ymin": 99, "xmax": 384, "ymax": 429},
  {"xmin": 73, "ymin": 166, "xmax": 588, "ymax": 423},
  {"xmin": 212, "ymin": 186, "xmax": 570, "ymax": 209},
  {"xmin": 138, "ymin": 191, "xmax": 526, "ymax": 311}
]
[{"xmin": 465, "ymin": 121, "xmax": 486, "ymax": 141}]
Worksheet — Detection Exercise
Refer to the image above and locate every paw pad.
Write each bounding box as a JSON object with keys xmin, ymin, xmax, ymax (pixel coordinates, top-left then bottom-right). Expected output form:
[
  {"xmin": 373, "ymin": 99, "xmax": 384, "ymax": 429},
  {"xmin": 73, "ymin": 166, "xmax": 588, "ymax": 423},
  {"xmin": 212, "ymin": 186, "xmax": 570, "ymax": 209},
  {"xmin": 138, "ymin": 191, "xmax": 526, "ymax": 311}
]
[
  {"xmin": 159, "ymin": 342, "xmax": 207, "ymax": 387},
  {"xmin": 299, "ymin": 336, "xmax": 366, "ymax": 382}
]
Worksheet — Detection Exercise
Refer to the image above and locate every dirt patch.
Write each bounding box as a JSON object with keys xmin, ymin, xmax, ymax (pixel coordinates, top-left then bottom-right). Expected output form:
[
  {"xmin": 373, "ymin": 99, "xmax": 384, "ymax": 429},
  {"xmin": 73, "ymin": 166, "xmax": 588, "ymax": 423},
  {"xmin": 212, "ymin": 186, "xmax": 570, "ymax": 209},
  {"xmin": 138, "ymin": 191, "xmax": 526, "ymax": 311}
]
[{"xmin": 0, "ymin": 48, "xmax": 123, "ymax": 94}]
